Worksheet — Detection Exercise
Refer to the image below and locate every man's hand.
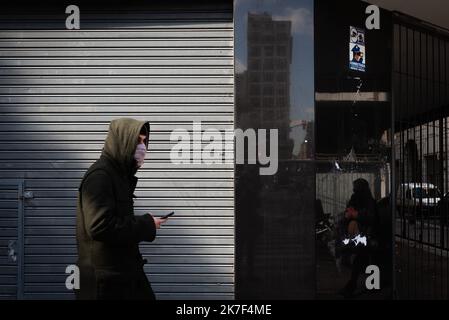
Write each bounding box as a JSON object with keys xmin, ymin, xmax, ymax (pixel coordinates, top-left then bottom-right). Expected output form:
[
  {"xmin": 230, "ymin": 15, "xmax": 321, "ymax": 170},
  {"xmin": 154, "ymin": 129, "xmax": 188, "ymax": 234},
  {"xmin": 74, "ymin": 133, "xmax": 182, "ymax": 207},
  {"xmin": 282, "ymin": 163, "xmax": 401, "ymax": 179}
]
[{"xmin": 152, "ymin": 216, "xmax": 168, "ymax": 229}]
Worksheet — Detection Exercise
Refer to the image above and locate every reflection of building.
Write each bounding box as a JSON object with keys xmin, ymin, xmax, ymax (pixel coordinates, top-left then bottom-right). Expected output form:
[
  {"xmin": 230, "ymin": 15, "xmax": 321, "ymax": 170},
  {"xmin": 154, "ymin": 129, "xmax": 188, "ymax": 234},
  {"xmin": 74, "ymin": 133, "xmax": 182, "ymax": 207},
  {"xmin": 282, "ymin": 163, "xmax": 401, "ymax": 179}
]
[
  {"xmin": 235, "ymin": 71, "xmax": 249, "ymax": 128},
  {"xmin": 289, "ymin": 119, "xmax": 314, "ymax": 159},
  {"xmin": 394, "ymin": 119, "xmax": 448, "ymax": 191},
  {"xmin": 244, "ymin": 12, "xmax": 293, "ymax": 158},
  {"xmin": 235, "ymin": 11, "xmax": 314, "ymax": 299},
  {"xmin": 297, "ymin": 121, "xmax": 314, "ymax": 159}
]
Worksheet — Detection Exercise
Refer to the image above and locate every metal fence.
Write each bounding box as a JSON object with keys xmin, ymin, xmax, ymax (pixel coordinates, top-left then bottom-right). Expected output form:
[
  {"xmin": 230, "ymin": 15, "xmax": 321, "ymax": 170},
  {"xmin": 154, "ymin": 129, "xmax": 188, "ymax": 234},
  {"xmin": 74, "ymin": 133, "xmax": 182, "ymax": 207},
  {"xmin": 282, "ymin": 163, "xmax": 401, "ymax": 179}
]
[{"xmin": 393, "ymin": 12, "xmax": 449, "ymax": 299}]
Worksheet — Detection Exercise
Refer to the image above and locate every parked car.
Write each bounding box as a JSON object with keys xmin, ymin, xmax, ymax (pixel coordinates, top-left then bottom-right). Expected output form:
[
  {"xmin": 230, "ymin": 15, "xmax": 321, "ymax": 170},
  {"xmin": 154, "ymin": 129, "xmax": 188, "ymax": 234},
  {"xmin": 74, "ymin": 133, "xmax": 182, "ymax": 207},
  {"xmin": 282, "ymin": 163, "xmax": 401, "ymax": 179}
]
[{"xmin": 396, "ymin": 183, "xmax": 441, "ymax": 218}]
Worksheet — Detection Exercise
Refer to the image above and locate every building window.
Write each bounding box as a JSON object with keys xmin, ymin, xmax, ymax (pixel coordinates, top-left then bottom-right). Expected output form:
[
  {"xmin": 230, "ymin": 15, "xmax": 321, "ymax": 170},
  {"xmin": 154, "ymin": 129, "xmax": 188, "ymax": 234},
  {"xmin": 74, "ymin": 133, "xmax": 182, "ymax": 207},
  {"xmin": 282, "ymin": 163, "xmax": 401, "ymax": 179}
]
[
  {"xmin": 263, "ymin": 58, "xmax": 274, "ymax": 70},
  {"xmin": 263, "ymin": 85, "xmax": 274, "ymax": 96},
  {"xmin": 263, "ymin": 34, "xmax": 275, "ymax": 42},
  {"xmin": 249, "ymin": 59, "xmax": 261, "ymax": 70},
  {"xmin": 249, "ymin": 84, "xmax": 261, "ymax": 96},
  {"xmin": 249, "ymin": 72, "xmax": 261, "ymax": 82},
  {"xmin": 277, "ymin": 33, "xmax": 290, "ymax": 41},
  {"xmin": 263, "ymin": 72, "xmax": 274, "ymax": 82},
  {"xmin": 276, "ymin": 72, "xmax": 287, "ymax": 82},
  {"xmin": 263, "ymin": 97, "xmax": 274, "ymax": 108},
  {"xmin": 276, "ymin": 59, "xmax": 288, "ymax": 70},
  {"xmin": 277, "ymin": 45, "xmax": 287, "ymax": 57},
  {"xmin": 277, "ymin": 85, "xmax": 286, "ymax": 96},
  {"xmin": 249, "ymin": 97, "xmax": 261, "ymax": 108},
  {"xmin": 277, "ymin": 97, "xmax": 286, "ymax": 107},
  {"xmin": 264, "ymin": 46, "xmax": 274, "ymax": 57},
  {"xmin": 249, "ymin": 46, "xmax": 261, "ymax": 57}
]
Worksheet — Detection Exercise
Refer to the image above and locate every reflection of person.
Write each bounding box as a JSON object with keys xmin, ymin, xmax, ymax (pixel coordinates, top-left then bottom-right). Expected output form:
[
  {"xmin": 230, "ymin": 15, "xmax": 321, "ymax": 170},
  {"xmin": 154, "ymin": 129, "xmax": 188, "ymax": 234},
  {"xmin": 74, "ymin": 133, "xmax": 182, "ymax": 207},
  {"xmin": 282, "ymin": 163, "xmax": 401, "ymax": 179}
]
[
  {"xmin": 76, "ymin": 118, "xmax": 167, "ymax": 300},
  {"xmin": 351, "ymin": 45, "xmax": 364, "ymax": 63},
  {"xmin": 340, "ymin": 178, "xmax": 379, "ymax": 298}
]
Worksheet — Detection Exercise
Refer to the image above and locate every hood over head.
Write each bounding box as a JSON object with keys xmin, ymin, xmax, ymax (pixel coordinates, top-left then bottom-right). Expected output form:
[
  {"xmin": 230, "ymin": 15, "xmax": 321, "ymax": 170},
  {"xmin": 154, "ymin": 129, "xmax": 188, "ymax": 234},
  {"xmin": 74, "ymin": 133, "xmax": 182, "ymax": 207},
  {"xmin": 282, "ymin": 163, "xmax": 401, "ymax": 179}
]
[
  {"xmin": 350, "ymin": 178, "xmax": 374, "ymax": 209},
  {"xmin": 101, "ymin": 118, "xmax": 149, "ymax": 176}
]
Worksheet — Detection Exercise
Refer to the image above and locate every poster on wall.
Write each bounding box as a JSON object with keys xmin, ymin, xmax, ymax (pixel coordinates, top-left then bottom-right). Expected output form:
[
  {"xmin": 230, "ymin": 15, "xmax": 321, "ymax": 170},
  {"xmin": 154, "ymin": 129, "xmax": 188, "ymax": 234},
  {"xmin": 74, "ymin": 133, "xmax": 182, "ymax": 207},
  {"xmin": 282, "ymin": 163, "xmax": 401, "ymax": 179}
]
[{"xmin": 349, "ymin": 26, "xmax": 366, "ymax": 72}]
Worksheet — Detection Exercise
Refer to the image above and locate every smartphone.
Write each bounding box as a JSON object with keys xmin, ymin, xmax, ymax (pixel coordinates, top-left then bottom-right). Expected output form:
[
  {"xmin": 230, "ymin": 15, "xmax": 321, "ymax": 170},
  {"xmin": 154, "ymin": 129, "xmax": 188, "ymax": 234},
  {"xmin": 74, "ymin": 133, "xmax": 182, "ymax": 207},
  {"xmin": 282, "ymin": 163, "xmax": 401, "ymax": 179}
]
[{"xmin": 160, "ymin": 211, "xmax": 175, "ymax": 219}]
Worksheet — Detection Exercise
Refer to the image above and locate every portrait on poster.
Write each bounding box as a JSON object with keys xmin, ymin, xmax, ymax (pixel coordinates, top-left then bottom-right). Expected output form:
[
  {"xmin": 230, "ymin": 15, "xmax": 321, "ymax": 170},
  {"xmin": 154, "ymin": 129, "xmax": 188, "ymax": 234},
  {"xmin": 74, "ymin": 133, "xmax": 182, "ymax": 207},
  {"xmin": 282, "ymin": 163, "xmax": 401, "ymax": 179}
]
[{"xmin": 349, "ymin": 26, "xmax": 366, "ymax": 72}]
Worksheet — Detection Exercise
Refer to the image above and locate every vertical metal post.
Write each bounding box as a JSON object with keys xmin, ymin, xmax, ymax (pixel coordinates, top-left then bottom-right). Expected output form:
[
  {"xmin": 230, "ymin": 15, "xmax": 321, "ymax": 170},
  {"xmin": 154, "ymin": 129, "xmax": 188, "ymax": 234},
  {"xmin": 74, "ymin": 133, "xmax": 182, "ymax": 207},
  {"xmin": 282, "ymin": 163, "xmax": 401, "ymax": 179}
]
[
  {"xmin": 440, "ymin": 116, "xmax": 445, "ymax": 250},
  {"xmin": 17, "ymin": 181, "xmax": 24, "ymax": 299},
  {"xmin": 391, "ymin": 22, "xmax": 397, "ymax": 300}
]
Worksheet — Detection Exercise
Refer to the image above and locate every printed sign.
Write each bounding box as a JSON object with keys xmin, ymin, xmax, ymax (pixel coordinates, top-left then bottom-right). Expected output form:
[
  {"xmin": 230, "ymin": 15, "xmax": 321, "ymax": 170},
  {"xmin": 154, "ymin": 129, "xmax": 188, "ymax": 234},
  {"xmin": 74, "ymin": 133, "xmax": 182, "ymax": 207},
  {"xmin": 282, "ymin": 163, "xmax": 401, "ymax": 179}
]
[{"xmin": 349, "ymin": 26, "xmax": 366, "ymax": 72}]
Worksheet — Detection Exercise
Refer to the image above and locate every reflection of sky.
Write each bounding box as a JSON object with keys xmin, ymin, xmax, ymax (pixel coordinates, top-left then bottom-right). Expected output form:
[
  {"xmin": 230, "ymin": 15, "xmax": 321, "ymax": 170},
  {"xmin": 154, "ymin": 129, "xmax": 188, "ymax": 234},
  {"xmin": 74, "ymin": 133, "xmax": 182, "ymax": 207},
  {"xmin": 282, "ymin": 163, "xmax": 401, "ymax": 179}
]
[{"xmin": 234, "ymin": 0, "xmax": 315, "ymax": 123}]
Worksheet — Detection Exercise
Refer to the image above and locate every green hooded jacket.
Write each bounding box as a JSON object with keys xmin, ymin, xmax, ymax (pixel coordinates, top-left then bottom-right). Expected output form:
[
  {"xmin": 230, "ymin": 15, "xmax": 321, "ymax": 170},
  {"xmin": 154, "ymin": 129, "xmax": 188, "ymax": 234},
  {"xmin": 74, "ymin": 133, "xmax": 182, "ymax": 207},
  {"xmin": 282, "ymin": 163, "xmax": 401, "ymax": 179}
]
[{"xmin": 75, "ymin": 118, "xmax": 155, "ymax": 298}]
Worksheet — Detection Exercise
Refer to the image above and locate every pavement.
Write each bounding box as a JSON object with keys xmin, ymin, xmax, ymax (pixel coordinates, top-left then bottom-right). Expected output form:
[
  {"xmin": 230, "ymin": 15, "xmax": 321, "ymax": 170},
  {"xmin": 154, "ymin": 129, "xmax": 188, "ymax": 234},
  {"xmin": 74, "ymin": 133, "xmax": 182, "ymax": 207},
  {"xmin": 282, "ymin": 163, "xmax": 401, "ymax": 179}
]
[
  {"xmin": 396, "ymin": 218, "xmax": 449, "ymax": 250},
  {"xmin": 396, "ymin": 238, "xmax": 449, "ymax": 299},
  {"xmin": 316, "ymin": 243, "xmax": 393, "ymax": 300}
]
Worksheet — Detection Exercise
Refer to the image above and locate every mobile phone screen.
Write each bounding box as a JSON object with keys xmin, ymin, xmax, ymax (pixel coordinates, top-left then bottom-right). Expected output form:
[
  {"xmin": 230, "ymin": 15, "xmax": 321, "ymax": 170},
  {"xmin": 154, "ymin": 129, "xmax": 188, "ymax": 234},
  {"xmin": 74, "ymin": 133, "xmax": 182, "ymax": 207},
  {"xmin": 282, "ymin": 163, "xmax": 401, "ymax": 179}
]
[{"xmin": 161, "ymin": 211, "xmax": 174, "ymax": 219}]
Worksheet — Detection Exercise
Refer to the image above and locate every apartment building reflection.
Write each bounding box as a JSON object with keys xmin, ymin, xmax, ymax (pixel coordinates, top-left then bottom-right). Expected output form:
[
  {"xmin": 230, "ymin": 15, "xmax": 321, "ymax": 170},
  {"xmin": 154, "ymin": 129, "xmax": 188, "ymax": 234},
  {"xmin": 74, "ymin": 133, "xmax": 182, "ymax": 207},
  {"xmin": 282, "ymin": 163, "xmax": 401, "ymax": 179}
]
[{"xmin": 238, "ymin": 12, "xmax": 294, "ymax": 158}]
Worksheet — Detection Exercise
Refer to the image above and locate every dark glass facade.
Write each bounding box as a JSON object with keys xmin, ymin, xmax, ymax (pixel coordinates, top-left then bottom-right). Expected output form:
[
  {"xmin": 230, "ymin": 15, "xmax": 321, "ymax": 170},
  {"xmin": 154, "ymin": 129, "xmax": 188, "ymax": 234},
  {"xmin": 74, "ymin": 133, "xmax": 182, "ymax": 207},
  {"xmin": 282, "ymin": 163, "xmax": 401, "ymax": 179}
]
[
  {"xmin": 235, "ymin": 0, "xmax": 397, "ymax": 299},
  {"xmin": 314, "ymin": 0, "xmax": 393, "ymax": 299},
  {"xmin": 235, "ymin": 0, "xmax": 315, "ymax": 299}
]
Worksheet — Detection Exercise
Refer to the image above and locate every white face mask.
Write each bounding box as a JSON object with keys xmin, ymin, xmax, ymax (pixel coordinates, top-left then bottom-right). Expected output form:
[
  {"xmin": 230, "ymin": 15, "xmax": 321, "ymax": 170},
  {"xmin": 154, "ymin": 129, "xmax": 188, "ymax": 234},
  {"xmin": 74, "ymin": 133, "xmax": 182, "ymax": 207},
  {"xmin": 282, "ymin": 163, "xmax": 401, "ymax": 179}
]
[{"xmin": 134, "ymin": 142, "xmax": 146, "ymax": 167}]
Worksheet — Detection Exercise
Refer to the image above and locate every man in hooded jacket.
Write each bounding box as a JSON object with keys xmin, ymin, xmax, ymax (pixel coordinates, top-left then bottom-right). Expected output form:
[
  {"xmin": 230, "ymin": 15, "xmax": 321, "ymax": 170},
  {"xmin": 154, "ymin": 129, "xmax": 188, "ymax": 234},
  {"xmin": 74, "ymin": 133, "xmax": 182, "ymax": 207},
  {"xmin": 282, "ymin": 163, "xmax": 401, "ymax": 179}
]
[{"xmin": 75, "ymin": 118, "xmax": 166, "ymax": 300}]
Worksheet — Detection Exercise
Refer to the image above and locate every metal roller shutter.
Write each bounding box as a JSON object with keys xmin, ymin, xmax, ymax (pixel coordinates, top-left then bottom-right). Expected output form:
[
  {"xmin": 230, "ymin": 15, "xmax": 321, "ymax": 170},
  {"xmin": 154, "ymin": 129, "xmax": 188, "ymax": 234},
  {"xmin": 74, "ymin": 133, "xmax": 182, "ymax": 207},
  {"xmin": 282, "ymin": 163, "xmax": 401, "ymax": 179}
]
[
  {"xmin": 0, "ymin": 2, "xmax": 234, "ymax": 299},
  {"xmin": 0, "ymin": 180, "xmax": 23, "ymax": 299}
]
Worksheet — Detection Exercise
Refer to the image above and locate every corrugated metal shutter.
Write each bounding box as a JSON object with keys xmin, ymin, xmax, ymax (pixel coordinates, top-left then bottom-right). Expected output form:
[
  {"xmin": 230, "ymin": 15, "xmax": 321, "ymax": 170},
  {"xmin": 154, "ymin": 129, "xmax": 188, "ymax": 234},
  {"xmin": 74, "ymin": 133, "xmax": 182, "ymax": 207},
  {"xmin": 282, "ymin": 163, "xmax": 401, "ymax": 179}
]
[
  {"xmin": 0, "ymin": 2, "xmax": 234, "ymax": 299},
  {"xmin": 0, "ymin": 180, "xmax": 23, "ymax": 299}
]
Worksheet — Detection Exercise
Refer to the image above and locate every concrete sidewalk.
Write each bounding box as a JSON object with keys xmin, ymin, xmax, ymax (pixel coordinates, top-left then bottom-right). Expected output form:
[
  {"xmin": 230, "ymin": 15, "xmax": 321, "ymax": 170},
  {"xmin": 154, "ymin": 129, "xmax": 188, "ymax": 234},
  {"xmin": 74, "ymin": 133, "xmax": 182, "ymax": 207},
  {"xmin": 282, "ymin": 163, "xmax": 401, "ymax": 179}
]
[
  {"xmin": 396, "ymin": 241, "xmax": 449, "ymax": 299},
  {"xmin": 316, "ymin": 244, "xmax": 393, "ymax": 300}
]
